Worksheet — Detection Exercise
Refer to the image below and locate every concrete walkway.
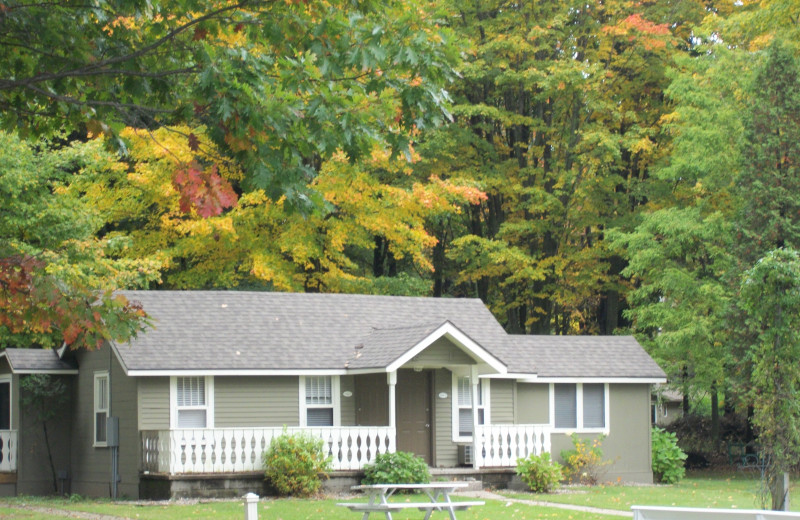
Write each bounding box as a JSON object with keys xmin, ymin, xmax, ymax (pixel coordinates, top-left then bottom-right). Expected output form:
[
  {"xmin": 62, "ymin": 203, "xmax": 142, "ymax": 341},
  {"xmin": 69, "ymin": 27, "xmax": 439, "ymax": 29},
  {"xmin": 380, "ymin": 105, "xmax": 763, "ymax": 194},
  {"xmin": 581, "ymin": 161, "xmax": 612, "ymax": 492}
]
[
  {"xmin": 458, "ymin": 489, "xmax": 634, "ymax": 517},
  {"xmin": 3, "ymin": 505, "xmax": 128, "ymax": 519}
]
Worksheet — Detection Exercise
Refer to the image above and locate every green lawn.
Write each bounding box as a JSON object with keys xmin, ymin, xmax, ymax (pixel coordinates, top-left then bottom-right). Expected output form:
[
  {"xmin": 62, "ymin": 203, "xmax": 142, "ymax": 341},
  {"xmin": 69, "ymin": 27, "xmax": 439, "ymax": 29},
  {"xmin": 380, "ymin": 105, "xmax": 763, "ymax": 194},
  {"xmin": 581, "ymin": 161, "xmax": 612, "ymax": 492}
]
[
  {"xmin": 0, "ymin": 496, "xmax": 618, "ymax": 520},
  {"xmin": 1, "ymin": 471, "xmax": 793, "ymax": 519},
  {"xmin": 503, "ymin": 470, "xmax": 788, "ymax": 512}
]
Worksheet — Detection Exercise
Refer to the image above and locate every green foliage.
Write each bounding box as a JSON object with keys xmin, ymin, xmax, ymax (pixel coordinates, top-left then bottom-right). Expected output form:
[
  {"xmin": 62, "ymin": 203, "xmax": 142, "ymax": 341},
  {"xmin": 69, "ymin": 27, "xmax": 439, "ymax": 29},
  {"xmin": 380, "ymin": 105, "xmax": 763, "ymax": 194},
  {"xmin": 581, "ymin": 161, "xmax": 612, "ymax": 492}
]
[
  {"xmin": 361, "ymin": 451, "xmax": 430, "ymax": 486},
  {"xmin": 515, "ymin": 452, "xmax": 563, "ymax": 493},
  {"xmin": 651, "ymin": 427, "xmax": 687, "ymax": 484},
  {"xmin": 741, "ymin": 248, "xmax": 800, "ymax": 510},
  {"xmin": 560, "ymin": 434, "xmax": 610, "ymax": 485},
  {"xmin": 0, "ymin": 1, "xmax": 460, "ymax": 208},
  {"xmin": 262, "ymin": 431, "xmax": 332, "ymax": 497},
  {"xmin": 0, "ymin": 133, "xmax": 156, "ymax": 350}
]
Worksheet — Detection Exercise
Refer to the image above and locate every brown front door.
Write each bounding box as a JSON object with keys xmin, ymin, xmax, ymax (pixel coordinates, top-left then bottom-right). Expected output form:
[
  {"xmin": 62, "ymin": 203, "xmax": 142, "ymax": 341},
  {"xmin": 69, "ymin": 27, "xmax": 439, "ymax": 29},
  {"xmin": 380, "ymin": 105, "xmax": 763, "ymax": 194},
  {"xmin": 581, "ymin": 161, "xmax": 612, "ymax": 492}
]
[{"xmin": 396, "ymin": 369, "xmax": 432, "ymax": 464}]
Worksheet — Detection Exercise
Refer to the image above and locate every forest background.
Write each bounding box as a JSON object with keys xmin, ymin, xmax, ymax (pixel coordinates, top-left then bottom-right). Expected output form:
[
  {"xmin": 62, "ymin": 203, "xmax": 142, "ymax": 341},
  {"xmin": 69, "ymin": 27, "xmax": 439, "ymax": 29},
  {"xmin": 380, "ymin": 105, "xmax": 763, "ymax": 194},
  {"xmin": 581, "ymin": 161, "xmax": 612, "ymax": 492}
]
[{"xmin": 1, "ymin": 0, "xmax": 800, "ymax": 484}]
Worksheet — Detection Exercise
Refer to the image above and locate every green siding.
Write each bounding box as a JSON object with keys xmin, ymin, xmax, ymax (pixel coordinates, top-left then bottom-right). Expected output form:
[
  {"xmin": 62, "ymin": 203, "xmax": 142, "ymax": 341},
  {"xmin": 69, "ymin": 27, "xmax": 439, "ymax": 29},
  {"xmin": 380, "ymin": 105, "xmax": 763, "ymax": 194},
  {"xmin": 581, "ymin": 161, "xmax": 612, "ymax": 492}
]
[
  {"xmin": 138, "ymin": 377, "xmax": 169, "ymax": 430},
  {"xmin": 433, "ymin": 369, "xmax": 456, "ymax": 467},
  {"xmin": 489, "ymin": 379, "xmax": 514, "ymax": 424},
  {"xmin": 69, "ymin": 344, "xmax": 140, "ymax": 498},
  {"xmin": 407, "ymin": 338, "xmax": 475, "ymax": 367},
  {"xmin": 340, "ymin": 376, "xmax": 355, "ymax": 426},
  {"xmin": 214, "ymin": 376, "xmax": 299, "ymax": 427},
  {"xmin": 515, "ymin": 383, "xmax": 549, "ymax": 424},
  {"xmin": 548, "ymin": 384, "xmax": 654, "ymax": 484},
  {"xmin": 17, "ymin": 374, "xmax": 73, "ymax": 496}
]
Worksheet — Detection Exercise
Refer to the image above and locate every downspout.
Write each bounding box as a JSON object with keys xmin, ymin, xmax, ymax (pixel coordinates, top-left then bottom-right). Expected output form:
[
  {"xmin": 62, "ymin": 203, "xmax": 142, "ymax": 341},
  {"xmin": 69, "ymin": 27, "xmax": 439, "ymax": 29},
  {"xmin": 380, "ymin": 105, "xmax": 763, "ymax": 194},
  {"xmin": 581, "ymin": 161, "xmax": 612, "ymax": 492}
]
[{"xmin": 471, "ymin": 365, "xmax": 480, "ymax": 469}]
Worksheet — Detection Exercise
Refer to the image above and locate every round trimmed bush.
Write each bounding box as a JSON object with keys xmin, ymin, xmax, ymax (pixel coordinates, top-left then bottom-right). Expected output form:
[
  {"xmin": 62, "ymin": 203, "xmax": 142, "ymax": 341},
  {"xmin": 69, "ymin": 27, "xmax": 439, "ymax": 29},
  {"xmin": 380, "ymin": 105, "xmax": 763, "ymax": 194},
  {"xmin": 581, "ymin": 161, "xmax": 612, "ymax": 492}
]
[
  {"xmin": 362, "ymin": 451, "xmax": 430, "ymax": 485},
  {"xmin": 516, "ymin": 452, "xmax": 563, "ymax": 493},
  {"xmin": 263, "ymin": 430, "xmax": 332, "ymax": 496}
]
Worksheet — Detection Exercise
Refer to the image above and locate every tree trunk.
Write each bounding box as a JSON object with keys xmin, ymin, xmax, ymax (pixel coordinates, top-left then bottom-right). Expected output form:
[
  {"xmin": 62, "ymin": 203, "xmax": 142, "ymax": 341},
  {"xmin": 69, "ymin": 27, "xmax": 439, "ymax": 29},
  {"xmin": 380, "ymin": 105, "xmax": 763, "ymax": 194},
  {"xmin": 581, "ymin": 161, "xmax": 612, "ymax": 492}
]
[{"xmin": 711, "ymin": 385, "xmax": 720, "ymax": 449}]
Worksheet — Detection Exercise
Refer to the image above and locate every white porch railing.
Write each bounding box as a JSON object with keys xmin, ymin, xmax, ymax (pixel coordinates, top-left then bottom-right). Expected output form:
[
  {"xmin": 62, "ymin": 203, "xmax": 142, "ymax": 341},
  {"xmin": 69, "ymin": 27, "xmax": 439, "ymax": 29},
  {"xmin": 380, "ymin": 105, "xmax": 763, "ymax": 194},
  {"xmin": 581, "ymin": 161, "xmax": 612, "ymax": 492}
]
[
  {"xmin": 141, "ymin": 426, "xmax": 396, "ymax": 474},
  {"xmin": 0, "ymin": 430, "xmax": 17, "ymax": 472},
  {"xmin": 474, "ymin": 424, "xmax": 551, "ymax": 468}
]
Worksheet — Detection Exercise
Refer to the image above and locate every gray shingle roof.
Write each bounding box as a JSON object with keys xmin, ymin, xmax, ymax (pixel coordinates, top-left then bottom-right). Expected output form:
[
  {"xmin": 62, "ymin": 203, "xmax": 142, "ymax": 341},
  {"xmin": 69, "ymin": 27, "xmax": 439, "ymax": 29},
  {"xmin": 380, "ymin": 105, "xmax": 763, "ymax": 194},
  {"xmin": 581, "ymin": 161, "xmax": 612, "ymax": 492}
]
[
  {"xmin": 116, "ymin": 291, "xmax": 512, "ymax": 372},
  {"xmin": 1, "ymin": 348, "xmax": 78, "ymax": 373},
  {"xmin": 113, "ymin": 291, "xmax": 664, "ymax": 380},
  {"xmin": 345, "ymin": 322, "xmax": 446, "ymax": 369},
  {"xmin": 507, "ymin": 335, "xmax": 666, "ymax": 378}
]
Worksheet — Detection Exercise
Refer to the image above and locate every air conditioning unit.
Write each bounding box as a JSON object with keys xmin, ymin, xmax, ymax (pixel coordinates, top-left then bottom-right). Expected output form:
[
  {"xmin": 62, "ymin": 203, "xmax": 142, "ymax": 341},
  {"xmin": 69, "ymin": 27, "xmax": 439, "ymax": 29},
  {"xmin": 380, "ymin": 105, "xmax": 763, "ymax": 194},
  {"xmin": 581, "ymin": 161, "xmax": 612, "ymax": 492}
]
[{"xmin": 457, "ymin": 445, "xmax": 473, "ymax": 466}]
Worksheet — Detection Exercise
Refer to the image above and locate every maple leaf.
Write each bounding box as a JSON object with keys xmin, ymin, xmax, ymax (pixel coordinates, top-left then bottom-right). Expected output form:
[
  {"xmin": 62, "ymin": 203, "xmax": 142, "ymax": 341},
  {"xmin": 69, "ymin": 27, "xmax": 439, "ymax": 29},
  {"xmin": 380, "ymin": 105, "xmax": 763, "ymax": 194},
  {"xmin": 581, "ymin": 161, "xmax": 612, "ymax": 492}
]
[{"xmin": 173, "ymin": 160, "xmax": 239, "ymax": 217}]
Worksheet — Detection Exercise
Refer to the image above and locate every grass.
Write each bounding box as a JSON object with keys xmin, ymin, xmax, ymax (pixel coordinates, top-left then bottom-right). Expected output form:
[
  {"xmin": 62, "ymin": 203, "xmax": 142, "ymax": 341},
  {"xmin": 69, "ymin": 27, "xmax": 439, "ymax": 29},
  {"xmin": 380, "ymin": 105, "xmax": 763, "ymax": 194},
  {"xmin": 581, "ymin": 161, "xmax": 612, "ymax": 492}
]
[
  {"xmin": 0, "ymin": 495, "xmax": 618, "ymax": 520},
  {"xmin": 503, "ymin": 470, "xmax": 792, "ymax": 512},
  {"xmin": 1, "ymin": 471, "xmax": 793, "ymax": 519}
]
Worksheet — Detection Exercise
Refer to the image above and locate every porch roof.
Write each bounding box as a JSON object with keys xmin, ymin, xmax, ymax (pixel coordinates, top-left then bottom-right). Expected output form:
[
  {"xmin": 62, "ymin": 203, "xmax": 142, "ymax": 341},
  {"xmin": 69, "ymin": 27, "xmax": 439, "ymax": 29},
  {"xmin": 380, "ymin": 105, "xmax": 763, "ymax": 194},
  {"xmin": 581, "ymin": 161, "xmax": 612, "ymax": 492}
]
[
  {"xmin": 112, "ymin": 291, "xmax": 518, "ymax": 374},
  {"xmin": 0, "ymin": 348, "xmax": 78, "ymax": 374}
]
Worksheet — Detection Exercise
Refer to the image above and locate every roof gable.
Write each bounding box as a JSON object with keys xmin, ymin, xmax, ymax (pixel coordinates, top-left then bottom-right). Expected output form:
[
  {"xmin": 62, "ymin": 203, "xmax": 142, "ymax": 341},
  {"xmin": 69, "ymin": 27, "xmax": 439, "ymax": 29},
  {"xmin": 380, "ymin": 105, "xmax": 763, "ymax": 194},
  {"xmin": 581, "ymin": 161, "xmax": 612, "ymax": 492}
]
[{"xmin": 0, "ymin": 348, "xmax": 78, "ymax": 374}]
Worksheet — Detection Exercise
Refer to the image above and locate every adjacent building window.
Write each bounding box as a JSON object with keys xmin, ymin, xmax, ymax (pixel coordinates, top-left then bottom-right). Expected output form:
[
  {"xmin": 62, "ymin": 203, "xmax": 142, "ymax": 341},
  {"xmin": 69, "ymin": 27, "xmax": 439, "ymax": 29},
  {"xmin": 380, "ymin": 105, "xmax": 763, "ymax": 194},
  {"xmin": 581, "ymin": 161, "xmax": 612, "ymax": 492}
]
[
  {"xmin": 300, "ymin": 376, "xmax": 339, "ymax": 427},
  {"xmin": 552, "ymin": 383, "xmax": 607, "ymax": 431},
  {"xmin": 170, "ymin": 376, "xmax": 214, "ymax": 429},
  {"xmin": 0, "ymin": 376, "xmax": 11, "ymax": 431},
  {"xmin": 452, "ymin": 373, "xmax": 489, "ymax": 441},
  {"xmin": 94, "ymin": 371, "xmax": 109, "ymax": 446}
]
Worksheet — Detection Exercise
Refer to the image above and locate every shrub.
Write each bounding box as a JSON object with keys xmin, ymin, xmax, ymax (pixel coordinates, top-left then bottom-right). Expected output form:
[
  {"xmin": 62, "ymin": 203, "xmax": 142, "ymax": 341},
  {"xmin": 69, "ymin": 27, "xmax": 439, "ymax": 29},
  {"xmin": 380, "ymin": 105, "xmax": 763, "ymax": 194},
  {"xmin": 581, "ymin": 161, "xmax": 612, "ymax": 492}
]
[
  {"xmin": 263, "ymin": 430, "xmax": 332, "ymax": 496},
  {"xmin": 516, "ymin": 452, "xmax": 563, "ymax": 493},
  {"xmin": 560, "ymin": 433, "xmax": 610, "ymax": 485},
  {"xmin": 362, "ymin": 451, "xmax": 430, "ymax": 485},
  {"xmin": 652, "ymin": 427, "xmax": 687, "ymax": 484}
]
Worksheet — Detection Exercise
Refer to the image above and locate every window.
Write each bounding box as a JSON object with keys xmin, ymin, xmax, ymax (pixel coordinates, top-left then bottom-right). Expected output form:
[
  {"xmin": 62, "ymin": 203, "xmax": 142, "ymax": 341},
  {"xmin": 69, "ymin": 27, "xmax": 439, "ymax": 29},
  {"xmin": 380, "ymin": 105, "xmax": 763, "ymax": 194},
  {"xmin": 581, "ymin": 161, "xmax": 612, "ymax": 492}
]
[
  {"xmin": 300, "ymin": 376, "xmax": 339, "ymax": 427},
  {"xmin": 452, "ymin": 373, "xmax": 489, "ymax": 441},
  {"xmin": 0, "ymin": 376, "xmax": 11, "ymax": 431},
  {"xmin": 551, "ymin": 383, "xmax": 607, "ymax": 432},
  {"xmin": 94, "ymin": 372, "xmax": 109, "ymax": 446},
  {"xmin": 171, "ymin": 376, "xmax": 214, "ymax": 429}
]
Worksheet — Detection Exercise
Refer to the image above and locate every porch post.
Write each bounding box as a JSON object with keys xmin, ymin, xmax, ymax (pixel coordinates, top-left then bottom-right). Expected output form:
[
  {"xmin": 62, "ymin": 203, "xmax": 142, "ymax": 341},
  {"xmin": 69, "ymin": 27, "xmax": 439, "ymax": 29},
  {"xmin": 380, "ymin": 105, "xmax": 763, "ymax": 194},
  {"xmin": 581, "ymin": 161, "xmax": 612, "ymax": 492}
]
[
  {"xmin": 387, "ymin": 370, "xmax": 397, "ymax": 429},
  {"xmin": 471, "ymin": 365, "xmax": 480, "ymax": 469}
]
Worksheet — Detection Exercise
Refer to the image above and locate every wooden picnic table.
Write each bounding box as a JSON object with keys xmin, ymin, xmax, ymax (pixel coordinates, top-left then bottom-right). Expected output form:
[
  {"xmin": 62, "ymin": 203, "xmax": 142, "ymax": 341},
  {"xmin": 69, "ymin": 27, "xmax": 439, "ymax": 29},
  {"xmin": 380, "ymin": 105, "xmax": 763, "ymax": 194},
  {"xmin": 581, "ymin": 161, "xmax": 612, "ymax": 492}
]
[{"xmin": 337, "ymin": 482, "xmax": 485, "ymax": 520}]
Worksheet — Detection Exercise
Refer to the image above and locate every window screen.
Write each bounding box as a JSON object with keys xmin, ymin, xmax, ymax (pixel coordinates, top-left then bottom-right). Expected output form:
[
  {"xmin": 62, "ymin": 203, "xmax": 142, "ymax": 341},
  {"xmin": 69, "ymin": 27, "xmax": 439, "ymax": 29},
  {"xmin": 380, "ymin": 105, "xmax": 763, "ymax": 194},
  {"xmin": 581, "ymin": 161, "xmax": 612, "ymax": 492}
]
[
  {"xmin": 177, "ymin": 377, "xmax": 205, "ymax": 407},
  {"xmin": 94, "ymin": 373, "xmax": 109, "ymax": 444},
  {"xmin": 554, "ymin": 383, "xmax": 577, "ymax": 428},
  {"xmin": 306, "ymin": 376, "xmax": 332, "ymax": 405}
]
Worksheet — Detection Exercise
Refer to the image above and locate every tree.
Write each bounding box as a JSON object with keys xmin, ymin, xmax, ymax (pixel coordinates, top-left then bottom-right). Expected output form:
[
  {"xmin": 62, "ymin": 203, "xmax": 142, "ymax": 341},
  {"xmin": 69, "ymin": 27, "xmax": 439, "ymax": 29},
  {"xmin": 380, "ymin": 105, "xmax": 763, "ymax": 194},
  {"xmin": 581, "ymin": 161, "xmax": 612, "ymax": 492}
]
[
  {"xmin": 0, "ymin": 132, "xmax": 157, "ymax": 350},
  {"xmin": 0, "ymin": 1, "xmax": 461, "ymax": 347},
  {"xmin": 610, "ymin": 208, "xmax": 734, "ymax": 444},
  {"xmin": 66, "ymin": 126, "xmax": 485, "ymax": 294},
  {"xmin": 0, "ymin": 0, "xmax": 459, "ymax": 209},
  {"xmin": 741, "ymin": 248, "xmax": 800, "ymax": 511},
  {"xmin": 417, "ymin": 0, "xmax": 680, "ymax": 334},
  {"xmin": 737, "ymin": 41, "xmax": 800, "ymax": 262}
]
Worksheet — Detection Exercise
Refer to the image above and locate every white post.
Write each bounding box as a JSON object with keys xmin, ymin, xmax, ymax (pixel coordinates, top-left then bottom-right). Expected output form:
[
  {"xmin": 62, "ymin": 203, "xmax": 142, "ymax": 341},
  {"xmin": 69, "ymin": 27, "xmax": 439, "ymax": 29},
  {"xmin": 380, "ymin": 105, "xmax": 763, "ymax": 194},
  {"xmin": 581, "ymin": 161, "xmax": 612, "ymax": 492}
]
[
  {"xmin": 471, "ymin": 365, "xmax": 480, "ymax": 469},
  {"xmin": 387, "ymin": 371, "xmax": 397, "ymax": 430},
  {"xmin": 243, "ymin": 492, "xmax": 259, "ymax": 520}
]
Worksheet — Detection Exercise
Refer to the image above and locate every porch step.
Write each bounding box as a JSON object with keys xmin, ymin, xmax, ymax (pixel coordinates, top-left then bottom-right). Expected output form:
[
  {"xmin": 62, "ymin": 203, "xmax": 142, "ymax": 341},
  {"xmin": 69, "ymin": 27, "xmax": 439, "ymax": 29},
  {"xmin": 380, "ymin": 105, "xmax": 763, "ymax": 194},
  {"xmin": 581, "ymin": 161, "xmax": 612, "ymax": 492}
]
[{"xmin": 429, "ymin": 469, "xmax": 484, "ymax": 492}]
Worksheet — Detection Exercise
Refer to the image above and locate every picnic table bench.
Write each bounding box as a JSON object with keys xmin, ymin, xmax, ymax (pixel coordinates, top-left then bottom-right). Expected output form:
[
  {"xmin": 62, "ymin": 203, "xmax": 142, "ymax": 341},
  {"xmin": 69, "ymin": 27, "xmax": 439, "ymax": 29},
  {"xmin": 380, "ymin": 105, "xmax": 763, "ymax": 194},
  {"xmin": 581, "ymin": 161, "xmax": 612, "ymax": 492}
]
[{"xmin": 337, "ymin": 482, "xmax": 485, "ymax": 520}]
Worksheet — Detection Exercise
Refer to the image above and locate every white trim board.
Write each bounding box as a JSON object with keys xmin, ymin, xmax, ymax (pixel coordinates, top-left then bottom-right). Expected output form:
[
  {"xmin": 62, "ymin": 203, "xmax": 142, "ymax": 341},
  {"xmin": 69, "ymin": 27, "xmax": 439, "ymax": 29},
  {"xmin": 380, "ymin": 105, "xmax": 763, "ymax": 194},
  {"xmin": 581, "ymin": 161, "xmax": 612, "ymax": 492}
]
[{"xmin": 386, "ymin": 321, "xmax": 507, "ymax": 374}]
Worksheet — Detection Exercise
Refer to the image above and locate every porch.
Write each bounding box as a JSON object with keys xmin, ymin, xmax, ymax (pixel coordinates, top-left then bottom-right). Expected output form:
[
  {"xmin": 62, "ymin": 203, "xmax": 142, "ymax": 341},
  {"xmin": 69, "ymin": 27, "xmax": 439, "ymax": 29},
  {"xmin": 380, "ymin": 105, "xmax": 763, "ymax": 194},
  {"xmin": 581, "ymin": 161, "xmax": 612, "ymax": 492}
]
[
  {"xmin": 139, "ymin": 424, "xmax": 551, "ymax": 475},
  {"xmin": 0, "ymin": 430, "xmax": 17, "ymax": 472}
]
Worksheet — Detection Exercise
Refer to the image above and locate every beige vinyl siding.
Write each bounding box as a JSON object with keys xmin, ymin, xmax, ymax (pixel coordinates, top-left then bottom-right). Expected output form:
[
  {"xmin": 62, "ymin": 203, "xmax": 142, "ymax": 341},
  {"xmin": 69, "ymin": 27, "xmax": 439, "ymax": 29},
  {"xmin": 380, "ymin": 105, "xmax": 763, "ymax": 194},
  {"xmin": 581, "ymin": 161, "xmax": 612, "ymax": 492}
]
[
  {"xmin": 408, "ymin": 338, "xmax": 475, "ymax": 366},
  {"xmin": 138, "ymin": 377, "xmax": 169, "ymax": 430},
  {"xmin": 489, "ymin": 379, "xmax": 514, "ymax": 424},
  {"xmin": 214, "ymin": 376, "xmax": 299, "ymax": 427},
  {"xmin": 515, "ymin": 383, "xmax": 549, "ymax": 424},
  {"xmin": 433, "ymin": 369, "xmax": 457, "ymax": 467},
  {"xmin": 340, "ymin": 376, "xmax": 355, "ymax": 426},
  {"xmin": 69, "ymin": 343, "xmax": 140, "ymax": 498}
]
